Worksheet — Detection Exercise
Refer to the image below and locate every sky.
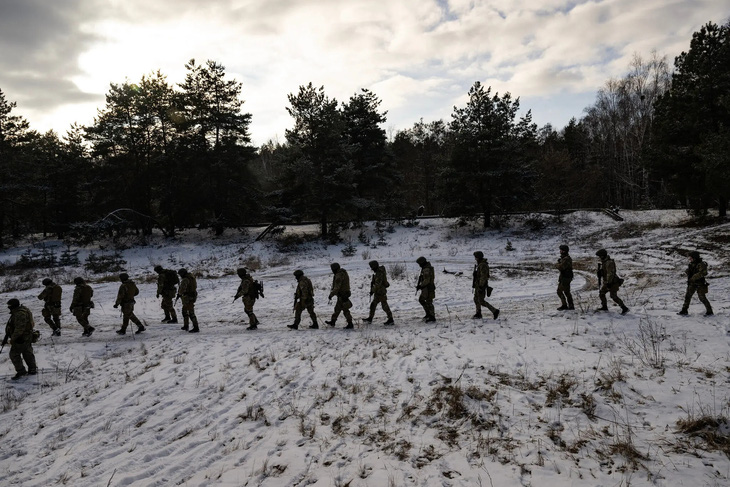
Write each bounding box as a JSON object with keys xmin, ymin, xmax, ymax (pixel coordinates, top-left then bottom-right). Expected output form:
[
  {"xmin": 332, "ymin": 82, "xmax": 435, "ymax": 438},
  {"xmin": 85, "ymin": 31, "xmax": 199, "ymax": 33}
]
[{"xmin": 0, "ymin": 0, "xmax": 727, "ymax": 146}]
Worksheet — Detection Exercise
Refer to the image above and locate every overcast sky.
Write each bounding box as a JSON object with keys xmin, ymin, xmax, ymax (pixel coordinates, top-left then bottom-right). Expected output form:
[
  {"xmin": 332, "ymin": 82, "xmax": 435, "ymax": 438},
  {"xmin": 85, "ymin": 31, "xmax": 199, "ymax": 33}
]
[{"xmin": 0, "ymin": 0, "xmax": 727, "ymax": 145}]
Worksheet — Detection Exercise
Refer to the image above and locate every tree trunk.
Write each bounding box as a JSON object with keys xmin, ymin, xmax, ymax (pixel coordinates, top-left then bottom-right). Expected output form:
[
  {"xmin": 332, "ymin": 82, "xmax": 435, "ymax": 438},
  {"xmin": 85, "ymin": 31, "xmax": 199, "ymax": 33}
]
[{"xmin": 719, "ymin": 197, "xmax": 727, "ymax": 218}]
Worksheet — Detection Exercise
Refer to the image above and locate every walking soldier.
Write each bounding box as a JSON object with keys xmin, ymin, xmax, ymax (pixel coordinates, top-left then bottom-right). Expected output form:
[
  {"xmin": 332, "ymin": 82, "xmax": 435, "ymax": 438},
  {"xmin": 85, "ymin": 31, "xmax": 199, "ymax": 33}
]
[
  {"xmin": 114, "ymin": 273, "xmax": 145, "ymax": 335},
  {"xmin": 363, "ymin": 260, "xmax": 394, "ymax": 326},
  {"xmin": 177, "ymin": 269, "xmax": 199, "ymax": 333},
  {"xmin": 416, "ymin": 256, "xmax": 436, "ymax": 322},
  {"xmin": 289, "ymin": 270, "xmax": 318, "ymax": 330},
  {"xmin": 472, "ymin": 251, "xmax": 499, "ymax": 320},
  {"xmin": 234, "ymin": 267, "xmax": 259, "ymax": 330},
  {"xmin": 38, "ymin": 278, "xmax": 62, "ymax": 336},
  {"xmin": 678, "ymin": 251, "xmax": 713, "ymax": 316},
  {"xmin": 325, "ymin": 263, "xmax": 354, "ymax": 329},
  {"xmin": 4, "ymin": 299, "xmax": 38, "ymax": 380},
  {"xmin": 70, "ymin": 277, "xmax": 95, "ymax": 337},
  {"xmin": 595, "ymin": 249, "xmax": 629, "ymax": 314},
  {"xmin": 556, "ymin": 245, "xmax": 575, "ymax": 311},
  {"xmin": 154, "ymin": 265, "xmax": 179, "ymax": 323}
]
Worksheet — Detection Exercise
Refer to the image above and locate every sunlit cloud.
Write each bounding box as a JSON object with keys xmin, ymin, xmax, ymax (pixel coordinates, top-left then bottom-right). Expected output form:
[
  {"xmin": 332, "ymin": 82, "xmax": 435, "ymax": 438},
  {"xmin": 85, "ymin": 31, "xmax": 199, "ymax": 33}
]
[{"xmin": 0, "ymin": 0, "xmax": 727, "ymax": 144}]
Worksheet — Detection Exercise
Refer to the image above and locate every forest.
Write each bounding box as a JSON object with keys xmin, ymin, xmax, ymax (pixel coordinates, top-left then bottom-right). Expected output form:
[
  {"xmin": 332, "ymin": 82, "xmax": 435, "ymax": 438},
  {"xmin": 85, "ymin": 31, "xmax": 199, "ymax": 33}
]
[{"xmin": 0, "ymin": 20, "xmax": 728, "ymax": 246}]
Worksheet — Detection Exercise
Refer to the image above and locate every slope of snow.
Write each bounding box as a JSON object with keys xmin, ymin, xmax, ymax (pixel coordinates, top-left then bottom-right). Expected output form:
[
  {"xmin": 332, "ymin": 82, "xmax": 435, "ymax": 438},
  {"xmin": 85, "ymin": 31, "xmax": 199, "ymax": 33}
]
[{"xmin": 1, "ymin": 211, "xmax": 729, "ymax": 486}]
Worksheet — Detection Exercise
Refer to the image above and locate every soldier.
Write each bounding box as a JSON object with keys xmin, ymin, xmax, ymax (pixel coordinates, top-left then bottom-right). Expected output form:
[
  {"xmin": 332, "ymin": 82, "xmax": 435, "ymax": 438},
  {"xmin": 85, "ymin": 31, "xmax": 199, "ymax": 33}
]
[
  {"xmin": 416, "ymin": 256, "xmax": 436, "ymax": 322},
  {"xmin": 595, "ymin": 249, "xmax": 629, "ymax": 314},
  {"xmin": 363, "ymin": 260, "xmax": 394, "ymax": 326},
  {"xmin": 472, "ymin": 251, "xmax": 500, "ymax": 320},
  {"xmin": 177, "ymin": 269, "xmax": 199, "ymax": 333},
  {"xmin": 38, "ymin": 277, "xmax": 62, "ymax": 336},
  {"xmin": 556, "ymin": 244, "xmax": 575, "ymax": 310},
  {"xmin": 325, "ymin": 263, "xmax": 354, "ymax": 329},
  {"xmin": 4, "ymin": 299, "xmax": 38, "ymax": 380},
  {"xmin": 288, "ymin": 270, "xmax": 318, "ymax": 330},
  {"xmin": 154, "ymin": 265, "xmax": 179, "ymax": 323},
  {"xmin": 234, "ymin": 267, "xmax": 259, "ymax": 330},
  {"xmin": 113, "ymin": 273, "xmax": 145, "ymax": 335},
  {"xmin": 70, "ymin": 277, "xmax": 95, "ymax": 337},
  {"xmin": 678, "ymin": 251, "xmax": 713, "ymax": 316}
]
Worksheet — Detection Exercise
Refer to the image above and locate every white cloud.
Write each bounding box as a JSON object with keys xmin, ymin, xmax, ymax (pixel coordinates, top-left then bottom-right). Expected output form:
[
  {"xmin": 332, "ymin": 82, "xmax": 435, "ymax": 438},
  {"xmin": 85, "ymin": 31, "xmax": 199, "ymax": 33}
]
[{"xmin": 0, "ymin": 0, "xmax": 727, "ymax": 142}]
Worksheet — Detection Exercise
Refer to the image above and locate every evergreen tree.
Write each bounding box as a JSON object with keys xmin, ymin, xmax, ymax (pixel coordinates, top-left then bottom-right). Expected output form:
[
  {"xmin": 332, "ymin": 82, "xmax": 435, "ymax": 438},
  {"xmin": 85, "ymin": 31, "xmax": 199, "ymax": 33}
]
[
  {"xmin": 652, "ymin": 21, "xmax": 730, "ymax": 216},
  {"xmin": 341, "ymin": 89, "xmax": 402, "ymax": 219},
  {"xmin": 278, "ymin": 83, "xmax": 353, "ymax": 237}
]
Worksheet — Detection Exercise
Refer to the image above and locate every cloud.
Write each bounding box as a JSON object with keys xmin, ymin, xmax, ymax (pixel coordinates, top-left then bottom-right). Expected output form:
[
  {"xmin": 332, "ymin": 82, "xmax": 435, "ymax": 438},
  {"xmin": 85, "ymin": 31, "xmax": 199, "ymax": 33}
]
[{"xmin": 0, "ymin": 0, "xmax": 727, "ymax": 140}]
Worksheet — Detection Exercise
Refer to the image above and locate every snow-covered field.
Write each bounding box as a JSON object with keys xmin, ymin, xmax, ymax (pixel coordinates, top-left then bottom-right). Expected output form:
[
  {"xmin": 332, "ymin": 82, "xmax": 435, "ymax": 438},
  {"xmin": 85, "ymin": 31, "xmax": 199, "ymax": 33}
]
[{"xmin": 1, "ymin": 210, "xmax": 729, "ymax": 487}]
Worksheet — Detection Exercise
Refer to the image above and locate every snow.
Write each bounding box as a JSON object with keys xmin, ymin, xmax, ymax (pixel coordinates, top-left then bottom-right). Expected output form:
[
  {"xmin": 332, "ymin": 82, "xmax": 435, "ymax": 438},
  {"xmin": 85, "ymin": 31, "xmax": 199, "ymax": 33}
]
[{"xmin": 1, "ymin": 210, "xmax": 729, "ymax": 487}]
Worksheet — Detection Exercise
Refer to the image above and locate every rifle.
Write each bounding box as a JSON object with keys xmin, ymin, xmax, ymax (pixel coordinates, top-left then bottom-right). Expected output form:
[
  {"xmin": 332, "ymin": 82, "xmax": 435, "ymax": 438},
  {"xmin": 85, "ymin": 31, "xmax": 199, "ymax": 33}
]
[
  {"xmin": 415, "ymin": 274, "xmax": 423, "ymax": 296},
  {"xmin": 293, "ymin": 294, "xmax": 299, "ymax": 314},
  {"xmin": 597, "ymin": 263, "xmax": 603, "ymax": 288},
  {"xmin": 1, "ymin": 334, "xmax": 8, "ymax": 354}
]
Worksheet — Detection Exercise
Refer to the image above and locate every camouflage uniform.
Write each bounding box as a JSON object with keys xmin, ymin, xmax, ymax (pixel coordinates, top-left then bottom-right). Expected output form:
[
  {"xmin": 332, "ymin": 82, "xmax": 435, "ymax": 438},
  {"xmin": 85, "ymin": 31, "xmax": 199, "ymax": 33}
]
[
  {"xmin": 178, "ymin": 270, "xmax": 199, "ymax": 333},
  {"xmin": 364, "ymin": 261, "xmax": 394, "ymax": 325},
  {"xmin": 38, "ymin": 279, "xmax": 62, "ymax": 335},
  {"xmin": 679, "ymin": 252, "xmax": 713, "ymax": 315},
  {"xmin": 416, "ymin": 257, "xmax": 436, "ymax": 322},
  {"xmin": 114, "ymin": 274, "xmax": 145, "ymax": 334},
  {"xmin": 596, "ymin": 250, "xmax": 629, "ymax": 314},
  {"xmin": 5, "ymin": 301, "xmax": 38, "ymax": 379},
  {"xmin": 235, "ymin": 269, "xmax": 259, "ymax": 330},
  {"xmin": 70, "ymin": 278, "xmax": 95, "ymax": 337},
  {"xmin": 472, "ymin": 252, "xmax": 499, "ymax": 319},
  {"xmin": 556, "ymin": 245, "xmax": 574, "ymax": 310},
  {"xmin": 289, "ymin": 271, "xmax": 318, "ymax": 329},
  {"xmin": 326, "ymin": 264, "xmax": 354, "ymax": 329},
  {"xmin": 155, "ymin": 266, "xmax": 179, "ymax": 323}
]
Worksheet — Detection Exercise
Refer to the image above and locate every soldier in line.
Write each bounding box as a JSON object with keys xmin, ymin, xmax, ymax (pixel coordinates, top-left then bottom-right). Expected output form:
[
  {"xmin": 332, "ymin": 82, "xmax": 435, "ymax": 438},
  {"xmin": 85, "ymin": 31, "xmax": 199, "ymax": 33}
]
[
  {"xmin": 154, "ymin": 265, "xmax": 179, "ymax": 324},
  {"xmin": 177, "ymin": 269, "xmax": 199, "ymax": 333},
  {"xmin": 114, "ymin": 273, "xmax": 145, "ymax": 335},
  {"xmin": 556, "ymin": 245, "xmax": 575, "ymax": 311},
  {"xmin": 678, "ymin": 251, "xmax": 713, "ymax": 316},
  {"xmin": 289, "ymin": 269, "xmax": 318, "ymax": 330},
  {"xmin": 234, "ymin": 267, "xmax": 259, "ymax": 330},
  {"xmin": 595, "ymin": 249, "xmax": 629, "ymax": 315},
  {"xmin": 363, "ymin": 260, "xmax": 394, "ymax": 326},
  {"xmin": 472, "ymin": 251, "xmax": 500, "ymax": 320},
  {"xmin": 70, "ymin": 277, "xmax": 95, "ymax": 337},
  {"xmin": 4, "ymin": 299, "xmax": 38, "ymax": 380},
  {"xmin": 325, "ymin": 263, "xmax": 354, "ymax": 329},
  {"xmin": 38, "ymin": 277, "xmax": 62, "ymax": 336},
  {"xmin": 416, "ymin": 256, "xmax": 436, "ymax": 322}
]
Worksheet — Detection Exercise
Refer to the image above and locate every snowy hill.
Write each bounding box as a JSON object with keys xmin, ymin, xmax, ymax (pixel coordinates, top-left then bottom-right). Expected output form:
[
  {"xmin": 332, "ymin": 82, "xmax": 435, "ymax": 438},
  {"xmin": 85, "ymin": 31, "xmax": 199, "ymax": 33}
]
[{"xmin": 1, "ymin": 210, "xmax": 729, "ymax": 487}]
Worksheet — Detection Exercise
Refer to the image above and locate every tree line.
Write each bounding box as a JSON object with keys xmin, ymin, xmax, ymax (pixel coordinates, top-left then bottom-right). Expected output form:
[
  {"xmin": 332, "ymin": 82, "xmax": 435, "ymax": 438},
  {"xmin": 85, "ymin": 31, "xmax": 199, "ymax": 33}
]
[{"xmin": 1, "ymin": 20, "xmax": 728, "ymax": 247}]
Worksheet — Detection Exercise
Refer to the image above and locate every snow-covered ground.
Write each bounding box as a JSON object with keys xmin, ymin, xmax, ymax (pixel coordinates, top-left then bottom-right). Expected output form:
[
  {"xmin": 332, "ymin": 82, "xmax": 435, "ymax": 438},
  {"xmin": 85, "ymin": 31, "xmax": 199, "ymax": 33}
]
[{"xmin": 1, "ymin": 210, "xmax": 729, "ymax": 487}]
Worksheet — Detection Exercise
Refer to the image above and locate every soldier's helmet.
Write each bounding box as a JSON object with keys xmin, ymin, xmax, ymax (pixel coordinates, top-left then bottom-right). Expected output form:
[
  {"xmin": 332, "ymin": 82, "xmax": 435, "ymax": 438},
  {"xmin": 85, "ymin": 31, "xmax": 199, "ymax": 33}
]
[
  {"xmin": 42, "ymin": 278, "xmax": 53, "ymax": 286},
  {"xmin": 473, "ymin": 251, "xmax": 484, "ymax": 259},
  {"xmin": 559, "ymin": 245, "xmax": 569, "ymax": 253},
  {"xmin": 689, "ymin": 251, "xmax": 701, "ymax": 261},
  {"xmin": 7, "ymin": 298, "xmax": 20, "ymax": 309},
  {"xmin": 293, "ymin": 269, "xmax": 304, "ymax": 279},
  {"xmin": 119, "ymin": 273, "xmax": 129, "ymax": 281},
  {"xmin": 369, "ymin": 260, "xmax": 379, "ymax": 270},
  {"xmin": 330, "ymin": 263, "xmax": 340, "ymax": 272},
  {"xmin": 236, "ymin": 267, "xmax": 248, "ymax": 277},
  {"xmin": 74, "ymin": 277, "xmax": 85, "ymax": 285},
  {"xmin": 178, "ymin": 268, "xmax": 188, "ymax": 277},
  {"xmin": 416, "ymin": 256, "xmax": 427, "ymax": 266},
  {"xmin": 595, "ymin": 249, "xmax": 608, "ymax": 259},
  {"xmin": 154, "ymin": 265, "xmax": 163, "ymax": 273}
]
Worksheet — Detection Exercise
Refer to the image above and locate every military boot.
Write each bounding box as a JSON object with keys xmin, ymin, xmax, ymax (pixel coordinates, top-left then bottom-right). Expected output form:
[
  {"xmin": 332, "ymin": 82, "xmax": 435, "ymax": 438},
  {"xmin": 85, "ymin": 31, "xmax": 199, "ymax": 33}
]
[
  {"xmin": 343, "ymin": 322, "xmax": 354, "ymax": 330},
  {"xmin": 677, "ymin": 308, "xmax": 688, "ymax": 315},
  {"xmin": 595, "ymin": 305, "xmax": 608, "ymax": 312},
  {"xmin": 309, "ymin": 318, "xmax": 319, "ymax": 329},
  {"xmin": 384, "ymin": 318, "xmax": 395, "ymax": 326},
  {"xmin": 161, "ymin": 311, "xmax": 171, "ymax": 323},
  {"xmin": 11, "ymin": 370, "xmax": 27, "ymax": 380},
  {"xmin": 472, "ymin": 312, "xmax": 482, "ymax": 319},
  {"xmin": 169, "ymin": 310, "xmax": 178, "ymax": 324},
  {"xmin": 492, "ymin": 309, "xmax": 500, "ymax": 320},
  {"xmin": 362, "ymin": 316, "xmax": 374, "ymax": 323},
  {"xmin": 325, "ymin": 318, "xmax": 336, "ymax": 327},
  {"xmin": 135, "ymin": 325, "xmax": 146, "ymax": 334},
  {"xmin": 620, "ymin": 306, "xmax": 630, "ymax": 315},
  {"xmin": 567, "ymin": 296, "xmax": 575, "ymax": 310}
]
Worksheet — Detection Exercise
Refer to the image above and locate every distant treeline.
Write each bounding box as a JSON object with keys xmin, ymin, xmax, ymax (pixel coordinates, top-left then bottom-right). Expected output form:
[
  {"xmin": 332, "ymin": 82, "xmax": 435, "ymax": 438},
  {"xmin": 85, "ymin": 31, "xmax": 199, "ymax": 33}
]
[{"xmin": 0, "ymin": 21, "xmax": 728, "ymax": 247}]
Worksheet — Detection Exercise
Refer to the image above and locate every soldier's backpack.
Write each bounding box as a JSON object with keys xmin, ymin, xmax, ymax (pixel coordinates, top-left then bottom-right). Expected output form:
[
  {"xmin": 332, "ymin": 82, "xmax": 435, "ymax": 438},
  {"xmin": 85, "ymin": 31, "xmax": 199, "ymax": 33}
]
[
  {"xmin": 250, "ymin": 280, "xmax": 265, "ymax": 299},
  {"xmin": 166, "ymin": 269, "xmax": 180, "ymax": 287}
]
